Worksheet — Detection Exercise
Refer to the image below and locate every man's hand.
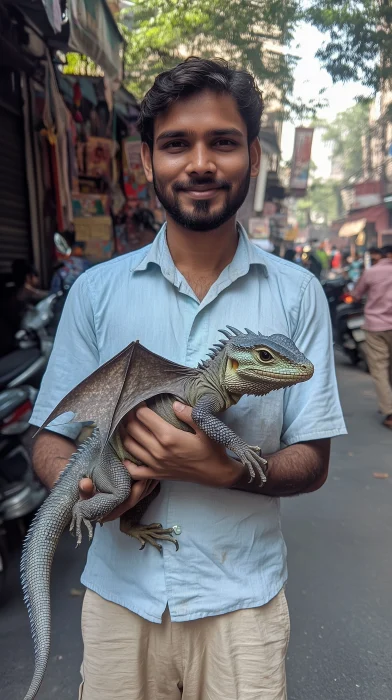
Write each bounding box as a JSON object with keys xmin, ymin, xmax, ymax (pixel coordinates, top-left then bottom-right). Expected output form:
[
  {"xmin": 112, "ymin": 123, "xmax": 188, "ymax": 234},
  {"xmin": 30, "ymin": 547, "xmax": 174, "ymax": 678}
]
[
  {"xmin": 78, "ymin": 476, "xmax": 159, "ymax": 522},
  {"xmin": 77, "ymin": 402, "xmax": 241, "ymax": 522},
  {"xmin": 119, "ymin": 402, "xmax": 241, "ymax": 488}
]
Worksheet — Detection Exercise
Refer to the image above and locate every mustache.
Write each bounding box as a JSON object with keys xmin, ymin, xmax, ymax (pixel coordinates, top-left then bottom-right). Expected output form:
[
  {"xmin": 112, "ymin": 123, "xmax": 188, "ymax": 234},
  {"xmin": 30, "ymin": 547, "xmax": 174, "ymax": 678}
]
[{"xmin": 172, "ymin": 178, "xmax": 231, "ymax": 192}]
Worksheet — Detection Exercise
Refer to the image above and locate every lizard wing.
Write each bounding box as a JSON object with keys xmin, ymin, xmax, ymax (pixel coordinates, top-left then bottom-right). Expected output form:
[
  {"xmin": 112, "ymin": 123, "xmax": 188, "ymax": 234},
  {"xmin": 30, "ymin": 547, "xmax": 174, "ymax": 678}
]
[{"xmin": 38, "ymin": 341, "xmax": 196, "ymax": 448}]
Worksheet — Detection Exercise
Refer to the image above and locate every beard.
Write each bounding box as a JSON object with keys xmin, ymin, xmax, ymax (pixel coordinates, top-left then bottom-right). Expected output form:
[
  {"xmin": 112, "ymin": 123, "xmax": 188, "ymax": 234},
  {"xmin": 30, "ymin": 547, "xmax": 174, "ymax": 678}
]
[{"xmin": 152, "ymin": 167, "xmax": 251, "ymax": 232}]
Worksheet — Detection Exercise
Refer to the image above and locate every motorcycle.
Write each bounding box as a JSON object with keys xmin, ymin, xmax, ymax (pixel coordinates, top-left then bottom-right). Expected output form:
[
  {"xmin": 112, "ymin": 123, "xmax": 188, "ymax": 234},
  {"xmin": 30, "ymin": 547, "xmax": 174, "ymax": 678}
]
[
  {"xmin": 0, "ymin": 386, "xmax": 47, "ymax": 600},
  {"xmin": 0, "ymin": 291, "xmax": 61, "ymax": 391},
  {"xmin": 334, "ymin": 285, "xmax": 366, "ymax": 367}
]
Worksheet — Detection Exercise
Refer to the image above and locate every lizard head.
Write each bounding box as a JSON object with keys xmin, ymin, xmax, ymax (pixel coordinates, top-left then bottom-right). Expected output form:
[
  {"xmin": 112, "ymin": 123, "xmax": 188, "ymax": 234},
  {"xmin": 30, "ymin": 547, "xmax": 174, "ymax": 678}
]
[{"xmin": 217, "ymin": 326, "xmax": 314, "ymax": 398}]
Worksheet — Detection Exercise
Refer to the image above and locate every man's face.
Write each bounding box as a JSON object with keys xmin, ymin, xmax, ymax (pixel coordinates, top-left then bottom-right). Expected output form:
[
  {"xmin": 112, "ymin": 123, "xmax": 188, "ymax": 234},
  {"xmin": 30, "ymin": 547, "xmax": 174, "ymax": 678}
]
[
  {"xmin": 141, "ymin": 90, "xmax": 260, "ymax": 232},
  {"xmin": 370, "ymin": 252, "xmax": 381, "ymax": 265}
]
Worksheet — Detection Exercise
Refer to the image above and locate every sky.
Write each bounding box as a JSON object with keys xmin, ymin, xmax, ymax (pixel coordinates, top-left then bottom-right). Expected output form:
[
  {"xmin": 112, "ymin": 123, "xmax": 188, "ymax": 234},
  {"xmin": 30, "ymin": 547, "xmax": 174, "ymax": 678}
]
[{"xmin": 281, "ymin": 23, "xmax": 373, "ymax": 179}]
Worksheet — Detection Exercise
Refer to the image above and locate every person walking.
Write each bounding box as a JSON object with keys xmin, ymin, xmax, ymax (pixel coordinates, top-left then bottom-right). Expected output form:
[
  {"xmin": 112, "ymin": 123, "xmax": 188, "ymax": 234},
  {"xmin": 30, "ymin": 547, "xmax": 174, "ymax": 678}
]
[
  {"xmin": 354, "ymin": 245, "xmax": 392, "ymax": 429},
  {"xmin": 29, "ymin": 58, "xmax": 346, "ymax": 700}
]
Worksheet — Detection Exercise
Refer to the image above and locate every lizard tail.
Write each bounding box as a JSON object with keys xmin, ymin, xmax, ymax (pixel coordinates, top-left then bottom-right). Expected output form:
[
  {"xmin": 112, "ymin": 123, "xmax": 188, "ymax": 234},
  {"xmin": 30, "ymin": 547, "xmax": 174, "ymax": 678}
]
[{"xmin": 20, "ymin": 486, "xmax": 77, "ymax": 700}]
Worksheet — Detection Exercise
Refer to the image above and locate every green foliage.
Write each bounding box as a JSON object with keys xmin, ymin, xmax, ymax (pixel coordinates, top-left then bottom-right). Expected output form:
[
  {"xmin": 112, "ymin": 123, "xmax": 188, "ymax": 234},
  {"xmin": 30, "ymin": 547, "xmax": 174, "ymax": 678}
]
[
  {"xmin": 307, "ymin": 0, "xmax": 392, "ymax": 91},
  {"xmin": 296, "ymin": 178, "xmax": 340, "ymax": 227},
  {"xmin": 320, "ymin": 102, "xmax": 371, "ymax": 182},
  {"xmin": 120, "ymin": 0, "xmax": 301, "ymax": 107},
  {"xmin": 63, "ymin": 53, "xmax": 103, "ymax": 77}
]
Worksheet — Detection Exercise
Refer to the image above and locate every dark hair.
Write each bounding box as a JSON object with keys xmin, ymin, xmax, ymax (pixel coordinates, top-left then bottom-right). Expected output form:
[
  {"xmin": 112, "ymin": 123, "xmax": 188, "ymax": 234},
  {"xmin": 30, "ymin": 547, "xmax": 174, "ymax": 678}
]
[
  {"xmin": 138, "ymin": 57, "xmax": 264, "ymax": 150},
  {"xmin": 381, "ymin": 244, "xmax": 392, "ymax": 256},
  {"xmin": 368, "ymin": 246, "xmax": 381, "ymax": 255}
]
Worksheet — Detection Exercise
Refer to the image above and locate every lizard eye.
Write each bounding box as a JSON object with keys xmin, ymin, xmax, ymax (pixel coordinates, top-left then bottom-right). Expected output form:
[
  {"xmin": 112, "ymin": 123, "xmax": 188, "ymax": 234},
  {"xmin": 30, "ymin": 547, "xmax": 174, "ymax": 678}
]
[{"xmin": 259, "ymin": 349, "xmax": 273, "ymax": 362}]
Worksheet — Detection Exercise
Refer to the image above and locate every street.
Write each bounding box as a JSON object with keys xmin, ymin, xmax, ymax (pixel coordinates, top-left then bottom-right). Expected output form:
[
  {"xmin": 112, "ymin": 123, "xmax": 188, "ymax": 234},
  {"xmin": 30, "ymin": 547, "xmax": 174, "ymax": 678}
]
[{"xmin": 1, "ymin": 353, "xmax": 391, "ymax": 700}]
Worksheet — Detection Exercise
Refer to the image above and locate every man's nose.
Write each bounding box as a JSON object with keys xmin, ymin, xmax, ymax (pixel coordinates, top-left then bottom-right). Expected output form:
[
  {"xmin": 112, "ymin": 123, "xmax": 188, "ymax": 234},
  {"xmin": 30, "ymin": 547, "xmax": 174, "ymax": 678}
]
[{"xmin": 185, "ymin": 144, "xmax": 217, "ymax": 175}]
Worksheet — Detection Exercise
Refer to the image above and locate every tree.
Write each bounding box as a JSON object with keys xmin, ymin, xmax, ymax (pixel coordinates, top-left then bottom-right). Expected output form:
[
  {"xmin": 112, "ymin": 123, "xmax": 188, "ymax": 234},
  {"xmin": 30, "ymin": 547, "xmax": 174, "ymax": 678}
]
[
  {"xmin": 296, "ymin": 178, "xmax": 340, "ymax": 227},
  {"xmin": 120, "ymin": 0, "xmax": 301, "ymax": 105},
  {"xmin": 307, "ymin": 0, "xmax": 392, "ymax": 91},
  {"xmin": 319, "ymin": 102, "xmax": 371, "ymax": 183}
]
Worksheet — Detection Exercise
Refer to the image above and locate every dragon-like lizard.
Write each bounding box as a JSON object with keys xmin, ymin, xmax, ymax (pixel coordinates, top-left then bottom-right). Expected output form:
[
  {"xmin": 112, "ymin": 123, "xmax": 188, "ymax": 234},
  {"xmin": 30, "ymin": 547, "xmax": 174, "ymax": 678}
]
[{"xmin": 21, "ymin": 326, "xmax": 314, "ymax": 699}]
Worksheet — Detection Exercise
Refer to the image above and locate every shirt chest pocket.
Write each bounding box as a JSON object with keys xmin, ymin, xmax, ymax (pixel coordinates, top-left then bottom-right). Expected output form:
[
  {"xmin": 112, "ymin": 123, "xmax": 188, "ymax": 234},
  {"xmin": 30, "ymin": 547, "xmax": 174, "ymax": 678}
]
[{"xmin": 223, "ymin": 392, "xmax": 284, "ymax": 455}]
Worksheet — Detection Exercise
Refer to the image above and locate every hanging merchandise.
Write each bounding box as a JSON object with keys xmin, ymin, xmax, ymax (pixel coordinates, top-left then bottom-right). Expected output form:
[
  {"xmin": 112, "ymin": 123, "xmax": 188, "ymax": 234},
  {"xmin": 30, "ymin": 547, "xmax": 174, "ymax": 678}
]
[
  {"xmin": 122, "ymin": 136, "xmax": 149, "ymax": 200},
  {"xmin": 86, "ymin": 137, "xmax": 113, "ymax": 180}
]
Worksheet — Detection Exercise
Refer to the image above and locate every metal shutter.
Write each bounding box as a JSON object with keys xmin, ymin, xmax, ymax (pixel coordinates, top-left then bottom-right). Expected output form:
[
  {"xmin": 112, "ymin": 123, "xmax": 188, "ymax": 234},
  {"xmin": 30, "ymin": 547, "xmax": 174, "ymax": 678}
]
[{"xmin": 0, "ymin": 106, "xmax": 31, "ymax": 274}]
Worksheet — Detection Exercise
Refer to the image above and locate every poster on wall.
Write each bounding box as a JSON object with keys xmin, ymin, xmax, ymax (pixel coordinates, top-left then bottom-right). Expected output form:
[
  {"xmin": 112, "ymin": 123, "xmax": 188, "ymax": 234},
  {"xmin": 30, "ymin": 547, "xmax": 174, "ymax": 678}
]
[
  {"xmin": 290, "ymin": 127, "xmax": 314, "ymax": 194},
  {"xmin": 86, "ymin": 137, "xmax": 113, "ymax": 180},
  {"xmin": 249, "ymin": 217, "xmax": 270, "ymax": 239},
  {"xmin": 122, "ymin": 136, "xmax": 149, "ymax": 200}
]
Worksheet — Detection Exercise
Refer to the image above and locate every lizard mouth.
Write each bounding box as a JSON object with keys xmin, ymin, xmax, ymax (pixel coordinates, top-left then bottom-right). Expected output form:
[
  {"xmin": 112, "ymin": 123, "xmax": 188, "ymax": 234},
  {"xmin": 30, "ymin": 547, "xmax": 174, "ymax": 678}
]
[{"xmin": 227, "ymin": 357, "xmax": 239, "ymax": 372}]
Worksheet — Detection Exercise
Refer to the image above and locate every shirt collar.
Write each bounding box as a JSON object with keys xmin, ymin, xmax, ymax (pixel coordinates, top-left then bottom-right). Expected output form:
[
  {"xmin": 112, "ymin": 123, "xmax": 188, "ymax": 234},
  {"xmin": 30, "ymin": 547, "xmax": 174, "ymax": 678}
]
[
  {"xmin": 133, "ymin": 222, "xmax": 268, "ymax": 280},
  {"xmin": 377, "ymin": 258, "xmax": 392, "ymax": 265}
]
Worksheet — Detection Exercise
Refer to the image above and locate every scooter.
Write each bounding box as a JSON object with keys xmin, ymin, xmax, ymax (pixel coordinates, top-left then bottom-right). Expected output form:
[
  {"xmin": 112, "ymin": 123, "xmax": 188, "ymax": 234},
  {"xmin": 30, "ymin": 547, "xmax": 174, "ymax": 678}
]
[
  {"xmin": 334, "ymin": 284, "xmax": 366, "ymax": 366},
  {"xmin": 0, "ymin": 291, "xmax": 61, "ymax": 391}
]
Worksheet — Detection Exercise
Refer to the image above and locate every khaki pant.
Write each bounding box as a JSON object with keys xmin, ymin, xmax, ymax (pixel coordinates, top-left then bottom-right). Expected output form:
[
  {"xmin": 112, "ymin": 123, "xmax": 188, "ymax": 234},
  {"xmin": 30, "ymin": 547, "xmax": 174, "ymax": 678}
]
[
  {"xmin": 364, "ymin": 330, "xmax": 392, "ymax": 415},
  {"xmin": 79, "ymin": 588, "xmax": 290, "ymax": 700}
]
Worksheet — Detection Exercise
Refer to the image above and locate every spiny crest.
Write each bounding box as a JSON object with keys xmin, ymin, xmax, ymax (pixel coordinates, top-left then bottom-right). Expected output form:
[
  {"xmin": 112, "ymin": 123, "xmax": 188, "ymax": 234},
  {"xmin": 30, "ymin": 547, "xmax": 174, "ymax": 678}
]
[{"xmin": 197, "ymin": 326, "xmax": 261, "ymax": 369}]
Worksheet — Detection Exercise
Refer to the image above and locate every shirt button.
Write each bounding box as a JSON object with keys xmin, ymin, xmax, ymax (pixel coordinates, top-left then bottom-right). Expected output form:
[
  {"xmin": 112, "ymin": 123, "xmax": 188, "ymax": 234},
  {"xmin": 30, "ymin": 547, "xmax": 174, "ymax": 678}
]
[{"xmin": 172, "ymin": 524, "xmax": 182, "ymax": 535}]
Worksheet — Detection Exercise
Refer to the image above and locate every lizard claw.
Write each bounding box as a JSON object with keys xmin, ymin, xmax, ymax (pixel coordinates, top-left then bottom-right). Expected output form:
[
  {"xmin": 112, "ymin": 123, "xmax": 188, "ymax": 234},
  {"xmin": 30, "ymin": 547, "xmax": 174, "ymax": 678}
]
[
  {"xmin": 70, "ymin": 505, "xmax": 94, "ymax": 546},
  {"xmin": 232, "ymin": 445, "xmax": 267, "ymax": 486}
]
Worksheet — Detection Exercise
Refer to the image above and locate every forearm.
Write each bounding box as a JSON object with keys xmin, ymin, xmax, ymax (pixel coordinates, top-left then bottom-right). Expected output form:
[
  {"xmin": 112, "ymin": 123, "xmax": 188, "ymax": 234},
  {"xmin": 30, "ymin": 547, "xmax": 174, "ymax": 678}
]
[
  {"xmin": 230, "ymin": 439, "xmax": 330, "ymax": 497},
  {"xmin": 32, "ymin": 429, "xmax": 77, "ymax": 489}
]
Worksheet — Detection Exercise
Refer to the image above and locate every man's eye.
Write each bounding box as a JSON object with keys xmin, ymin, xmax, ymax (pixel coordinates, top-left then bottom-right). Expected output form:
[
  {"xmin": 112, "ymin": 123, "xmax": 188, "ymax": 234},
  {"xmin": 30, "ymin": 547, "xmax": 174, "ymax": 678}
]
[
  {"xmin": 164, "ymin": 141, "xmax": 187, "ymax": 149},
  {"xmin": 215, "ymin": 139, "xmax": 237, "ymax": 148}
]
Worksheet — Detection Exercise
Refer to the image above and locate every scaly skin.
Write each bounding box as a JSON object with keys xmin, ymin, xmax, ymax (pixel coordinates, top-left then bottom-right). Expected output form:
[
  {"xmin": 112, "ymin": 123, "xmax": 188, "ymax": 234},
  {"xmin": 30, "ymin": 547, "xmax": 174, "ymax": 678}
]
[{"xmin": 21, "ymin": 327, "xmax": 314, "ymax": 699}]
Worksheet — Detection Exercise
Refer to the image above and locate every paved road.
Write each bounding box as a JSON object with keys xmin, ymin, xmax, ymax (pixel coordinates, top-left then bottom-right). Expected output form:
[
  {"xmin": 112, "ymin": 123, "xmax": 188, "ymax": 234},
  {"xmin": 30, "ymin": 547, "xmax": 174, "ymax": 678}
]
[{"xmin": 1, "ymin": 354, "xmax": 391, "ymax": 700}]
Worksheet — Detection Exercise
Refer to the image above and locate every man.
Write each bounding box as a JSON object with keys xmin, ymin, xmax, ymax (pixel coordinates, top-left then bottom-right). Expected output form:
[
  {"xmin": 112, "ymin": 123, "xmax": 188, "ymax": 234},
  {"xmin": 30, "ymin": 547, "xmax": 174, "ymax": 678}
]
[
  {"xmin": 30, "ymin": 58, "xmax": 346, "ymax": 699},
  {"xmin": 367, "ymin": 246, "xmax": 382, "ymax": 267},
  {"xmin": 354, "ymin": 245, "xmax": 392, "ymax": 429}
]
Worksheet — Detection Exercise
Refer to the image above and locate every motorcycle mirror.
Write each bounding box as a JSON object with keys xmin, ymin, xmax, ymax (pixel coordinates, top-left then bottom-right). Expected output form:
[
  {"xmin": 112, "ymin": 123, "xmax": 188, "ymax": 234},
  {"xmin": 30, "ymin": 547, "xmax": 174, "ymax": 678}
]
[{"xmin": 54, "ymin": 233, "xmax": 72, "ymax": 256}]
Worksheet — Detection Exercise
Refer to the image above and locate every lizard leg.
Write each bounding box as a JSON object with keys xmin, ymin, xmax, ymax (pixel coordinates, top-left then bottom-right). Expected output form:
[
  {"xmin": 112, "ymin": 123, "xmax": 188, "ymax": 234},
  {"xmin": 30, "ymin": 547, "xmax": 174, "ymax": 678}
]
[
  {"xmin": 192, "ymin": 395, "xmax": 267, "ymax": 485},
  {"xmin": 119, "ymin": 521, "xmax": 179, "ymax": 553},
  {"xmin": 70, "ymin": 445, "xmax": 132, "ymax": 546}
]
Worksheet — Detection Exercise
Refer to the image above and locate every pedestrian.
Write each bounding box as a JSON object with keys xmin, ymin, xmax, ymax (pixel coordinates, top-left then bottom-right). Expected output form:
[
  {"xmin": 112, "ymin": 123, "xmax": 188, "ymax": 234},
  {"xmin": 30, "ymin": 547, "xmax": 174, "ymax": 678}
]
[
  {"xmin": 347, "ymin": 252, "xmax": 364, "ymax": 283},
  {"xmin": 29, "ymin": 57, "xmax": 346, "ymax": 700},
  {"xmin": 354, "ymin": 245, "xmax": 392, "ymax": 429},
  {"xmin": 367, "ymin": 246, "xmax": 382, "ymax": 267},
  {"xmin": 329, "ymin": 245, "xmax": 342, "ymax": 270}
]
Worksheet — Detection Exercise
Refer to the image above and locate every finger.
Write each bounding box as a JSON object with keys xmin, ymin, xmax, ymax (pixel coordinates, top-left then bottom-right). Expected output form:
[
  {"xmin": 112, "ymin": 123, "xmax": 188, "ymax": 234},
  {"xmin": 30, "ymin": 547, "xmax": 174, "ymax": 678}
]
[
  {"xmin": 135, "ymin": 405, "xmax": 185, "ymax": 442},
  {"xmin": 123, "ymin": 416, "xmax": 161, "ymax": 455},
  {"xmin": 121, "ymin": 433, "xmax": 161, "ymax": 470},
  {"xmin": 123, "ymin": 459, "xmax": 158, "ymax": 481},
  {"xmin": 103, "ymin": 478, "xmax": 158, "ymax": 522},
  {"xmin": 79, "ymin": 478, "xmax": 95, "ymax": 499},
  {"xmin": 172, "ymin": 402, "xmax": 199, "ymax": 431}
]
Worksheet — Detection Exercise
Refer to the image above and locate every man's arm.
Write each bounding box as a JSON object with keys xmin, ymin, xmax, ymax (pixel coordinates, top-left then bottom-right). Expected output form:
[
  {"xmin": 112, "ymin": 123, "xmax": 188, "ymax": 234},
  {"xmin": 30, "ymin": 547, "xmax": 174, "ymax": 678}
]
[
  {"xmin": 32, "ymin": 430, "xmax": 77, "ymax": 489},
  {"xmin": 353, "ymin": 270, "xmax": 368, "ymax": 301},
  {"xmin": 230, "ymin": 438, "xmax": 330, "ymax": 496}
]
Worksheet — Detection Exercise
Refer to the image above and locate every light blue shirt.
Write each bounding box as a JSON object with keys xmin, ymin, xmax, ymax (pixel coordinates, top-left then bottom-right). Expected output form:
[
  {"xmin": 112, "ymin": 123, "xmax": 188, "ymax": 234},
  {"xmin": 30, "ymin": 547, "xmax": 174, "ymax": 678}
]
[{"xmin": 30, "ymin": 225, "xmax": 346, "ymax": 623}]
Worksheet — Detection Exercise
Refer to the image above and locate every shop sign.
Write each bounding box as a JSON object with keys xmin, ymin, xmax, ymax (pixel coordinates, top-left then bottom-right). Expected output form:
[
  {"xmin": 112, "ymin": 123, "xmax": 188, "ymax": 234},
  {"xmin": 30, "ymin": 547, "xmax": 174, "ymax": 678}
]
[
  {"xmin": 249, "ymin": 217, "xmax": 270, "ymax": 239},
  {"xmin": 290, "ymin": 127, "xmax": 314, "ymax": 192}
]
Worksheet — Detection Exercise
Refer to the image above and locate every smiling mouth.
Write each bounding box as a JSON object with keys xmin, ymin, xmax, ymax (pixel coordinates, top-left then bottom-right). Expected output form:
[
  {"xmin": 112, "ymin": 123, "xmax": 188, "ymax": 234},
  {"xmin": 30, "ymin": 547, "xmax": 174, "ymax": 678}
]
[{"xmin": 183, "ymin": 187, "xmax": 224, "ymax": 199}]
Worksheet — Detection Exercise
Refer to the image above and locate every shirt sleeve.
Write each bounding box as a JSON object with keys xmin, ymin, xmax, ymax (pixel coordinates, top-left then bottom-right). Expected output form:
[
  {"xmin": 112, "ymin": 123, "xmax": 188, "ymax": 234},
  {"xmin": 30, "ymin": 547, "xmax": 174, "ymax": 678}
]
[
  {"xmin": 29, "ymin": 273, "xmax": 99, "ymax": 440},
  {"xmin": 281, "ymin": 276, "xmax": 347, "ymax": 446},
  {"xmin": 353, "ymin": 270, "xmax": 368, "ymax": 300}
]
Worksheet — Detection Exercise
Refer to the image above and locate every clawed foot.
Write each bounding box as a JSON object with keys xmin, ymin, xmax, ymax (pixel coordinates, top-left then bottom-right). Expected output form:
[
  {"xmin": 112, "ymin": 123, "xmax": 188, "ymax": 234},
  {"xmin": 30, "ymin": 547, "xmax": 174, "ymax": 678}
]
[
  {"xmin": 70, "ymin": 505, "xmax": 94, "ymax": 546},
  {"xmin": 120, "ymin": 522, "xmax": 179, "ymax": 553},
  {"xmin": 233, "ymin": 445, "xmax": 267, "ymax": 485}
]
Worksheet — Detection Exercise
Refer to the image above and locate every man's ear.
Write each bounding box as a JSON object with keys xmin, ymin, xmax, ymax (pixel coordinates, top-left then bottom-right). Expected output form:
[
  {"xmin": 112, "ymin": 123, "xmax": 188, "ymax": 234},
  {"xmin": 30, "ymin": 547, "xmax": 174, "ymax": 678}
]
[
  {"xmin": 250, "ymin": 138, "xmax": 261, "ymax": 178},
  {"xmin": 141, "ymin": 142, "xmax": 153, "ymax": 183}
]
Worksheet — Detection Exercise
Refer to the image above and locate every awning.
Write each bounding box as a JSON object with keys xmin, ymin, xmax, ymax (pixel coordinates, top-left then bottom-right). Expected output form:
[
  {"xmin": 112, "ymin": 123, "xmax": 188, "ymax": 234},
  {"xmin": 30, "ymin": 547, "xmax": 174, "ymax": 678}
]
[
  {"xmin": 68, "ymin": 0, "xmax": 124, "ymax": 81},
  {"xmin": 338, "ymin": 218, "xmax": 366, "ymax": 238}
]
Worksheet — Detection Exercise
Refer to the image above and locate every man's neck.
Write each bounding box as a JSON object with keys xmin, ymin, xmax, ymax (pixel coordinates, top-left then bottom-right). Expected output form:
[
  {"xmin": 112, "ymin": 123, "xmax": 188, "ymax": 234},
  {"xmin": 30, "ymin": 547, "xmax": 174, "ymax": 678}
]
[{"xmin": 165, "ymin": 215, "xmax": 239, "ymax": 300}]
